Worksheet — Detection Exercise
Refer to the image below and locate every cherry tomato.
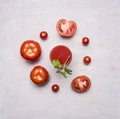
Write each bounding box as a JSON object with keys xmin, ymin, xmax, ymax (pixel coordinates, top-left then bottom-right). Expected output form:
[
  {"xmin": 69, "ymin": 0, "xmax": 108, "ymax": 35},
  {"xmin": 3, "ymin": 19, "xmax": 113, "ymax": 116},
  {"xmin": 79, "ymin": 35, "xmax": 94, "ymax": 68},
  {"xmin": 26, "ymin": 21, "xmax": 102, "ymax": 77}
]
[
  {"xmin": 56, "ymin": 19, "xmax": 77, "ymax": 37},
  {"xmin": 71, "ymin": 75, "xmax": 91, "ymax": 93},
  {"xmin": 83, "ymin": 56, "xmax": 91, "ymax": 64},
  {"xmin": 30, "ymin": 66, "xmax": 49, "ymax": 85},
  {"xmin": 40, "ymin": 31, "xmax": 48, "ymax": 40},
  {"xmin": 51, "ymin": 84, "xmax": 59, "ymax": 92},
  {"xmin": 20, "ymin": 40, "xmax": 41, "ymax": 61},
  {"xmin": 82, "ymin": 37, "xmax": 89, "ymax": 45},
  {"xmin": 50, "ymin": 45, "xmax": 72, "ymax": 66}
]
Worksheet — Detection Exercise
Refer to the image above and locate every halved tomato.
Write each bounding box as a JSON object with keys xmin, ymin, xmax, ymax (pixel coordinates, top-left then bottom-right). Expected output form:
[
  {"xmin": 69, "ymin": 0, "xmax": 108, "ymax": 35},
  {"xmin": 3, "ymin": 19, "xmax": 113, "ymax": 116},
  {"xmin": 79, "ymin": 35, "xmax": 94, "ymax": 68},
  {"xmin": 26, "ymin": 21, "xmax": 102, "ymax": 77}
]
[
  {"xmin": 71, "ymin": 75, "xmax": 91, "ymax": 93},
  {"xmin": 56, "ymin": 19, "xmax": 77, "ymax": 37}
]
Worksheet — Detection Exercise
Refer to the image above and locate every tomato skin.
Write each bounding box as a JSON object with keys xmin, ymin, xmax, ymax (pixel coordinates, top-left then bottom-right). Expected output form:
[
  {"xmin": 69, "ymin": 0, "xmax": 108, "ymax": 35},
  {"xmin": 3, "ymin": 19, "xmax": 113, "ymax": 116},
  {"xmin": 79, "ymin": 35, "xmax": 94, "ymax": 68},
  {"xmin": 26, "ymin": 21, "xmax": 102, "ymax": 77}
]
[
  {"xmin": 51, "ymin": 84, "xmax": 59, "ymax": 92},
  {"xmin": 83, "ymin": 56, "xmax": 91, "ymax": 64},
  {"xmin": 20, "ymin": 40, "xmax": 41, "ymax": 61},
  {"xmin": 50, "ymin": 45, "xmax": 72, "ymax": 66},
  {"xmin": 30, "ymin": 66, "xmax": 49, "ymax": 85},
  {"xmin": 40, "ymin": 31, "xmax": 48, "ymax": 40},
  {"xmin": 82, "ymin": 37, "xmax": 89, "ymax": 45},
  {"xmin": 56, "ymin": 19, "xmax": 77, "ymax": 37},
  {"xmin": 71, "ymin": 75, "xmax": 91, "ymax": 93}
]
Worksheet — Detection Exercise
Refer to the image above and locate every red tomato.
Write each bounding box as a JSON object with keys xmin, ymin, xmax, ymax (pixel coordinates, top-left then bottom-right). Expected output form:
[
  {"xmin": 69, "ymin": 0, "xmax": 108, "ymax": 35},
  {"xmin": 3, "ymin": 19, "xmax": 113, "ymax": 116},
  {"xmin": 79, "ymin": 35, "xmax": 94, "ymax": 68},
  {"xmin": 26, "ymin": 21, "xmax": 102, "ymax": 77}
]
[
  {"xmin": 20, "ymin": 40, "xmax": 41, "ymax": 61},
  {"xmin": 82, "ymin": 37, "xmax": 89, "ymax": 45},
  {"xmin": 50, "ymin": 45, "xmax": 72, "ymax": 66},
  {"xmin": 51, "ymin": 84, "xmax": 59, "ymax": 92},
  {"xmin": 83, "ymin": 56, "xmax": 91, "ymax": 64},
  {"xmin": 56, "ymin": 19, "xmax": 77, "ymax": 37},
  {"xmin": 40, "ymin": 31, "xmax": 48, "ymax": 40},
  {"xmin": 30, "ymin": 66, "xmax": 49, "ymax": 85},
  {"xmin": 71, "ymin": 75, "xmax": 91, "ymax": 93}
]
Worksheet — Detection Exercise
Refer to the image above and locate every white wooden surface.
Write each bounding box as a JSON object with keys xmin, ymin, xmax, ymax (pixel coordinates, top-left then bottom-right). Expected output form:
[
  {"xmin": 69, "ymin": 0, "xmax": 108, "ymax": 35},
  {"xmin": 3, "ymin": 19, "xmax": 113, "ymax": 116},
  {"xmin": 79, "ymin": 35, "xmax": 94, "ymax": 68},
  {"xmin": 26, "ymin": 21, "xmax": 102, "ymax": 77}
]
[{"xmin": 0, "ymin": 0, "xmax": 120, "ymax": 119}]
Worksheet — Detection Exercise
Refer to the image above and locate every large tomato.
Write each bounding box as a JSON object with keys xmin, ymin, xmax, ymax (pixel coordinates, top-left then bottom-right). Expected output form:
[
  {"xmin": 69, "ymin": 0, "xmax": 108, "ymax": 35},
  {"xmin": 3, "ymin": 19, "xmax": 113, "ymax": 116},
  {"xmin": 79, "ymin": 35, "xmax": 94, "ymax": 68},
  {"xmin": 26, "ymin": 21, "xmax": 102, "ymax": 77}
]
[
  {"xmin": 56, "ymin": 19, "xmax": 77, "ymax": 37},
  {"xmin": 30, "ymin": 66, "xmax": 49, "ymax": 85},
  {"xmin": 20, "ymin": 40, "xmax": 41, "ymax": 61}
]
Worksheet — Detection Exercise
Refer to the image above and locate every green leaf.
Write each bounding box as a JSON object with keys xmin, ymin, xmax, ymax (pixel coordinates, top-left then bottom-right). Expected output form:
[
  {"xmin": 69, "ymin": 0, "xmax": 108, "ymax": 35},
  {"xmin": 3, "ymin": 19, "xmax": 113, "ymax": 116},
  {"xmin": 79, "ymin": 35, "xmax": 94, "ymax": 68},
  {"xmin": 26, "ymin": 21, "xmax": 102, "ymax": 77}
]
[
  {"xmin": 59, "ymin": 69, "xmax": 67, "ymax": 78},
  {"xmin": 51, "ymin": 59, "xmax": 72, "ymax": 78},
  {"xmin": 65, "ymin": 68, "xmax": 72, "ymax": 74},
  {"xmin": 52, "ymin": 60, "xmax": 62, "ymax": 68}
]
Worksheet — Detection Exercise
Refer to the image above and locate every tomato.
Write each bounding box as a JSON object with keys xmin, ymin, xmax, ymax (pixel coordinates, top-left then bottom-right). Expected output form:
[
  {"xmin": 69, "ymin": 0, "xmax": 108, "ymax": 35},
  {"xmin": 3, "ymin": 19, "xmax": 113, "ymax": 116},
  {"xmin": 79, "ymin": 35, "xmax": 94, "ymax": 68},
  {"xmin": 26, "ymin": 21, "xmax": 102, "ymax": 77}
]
[
  {"xmin": 40, "ymin": 31, "xmax": 48, "ymax": 40},
  {"xmin": 51, "ymin": 84, "xmax": 59, "ymax": 92},
  {"xmin": 50, "ymin": 45, "xmax": 72, "ymax": 66},
  {"xmin": 71, "ymin": 75, "xmax": 91, "ymax": 93},
  {"xmin": 56, "ymin": 19, "xmax": 77, "ymax": 37},
  {"xmin": 82, "ymin": 37, "xmax": 89, "ymax": 45},
  {"xmin": 30, "ymin": 66, "xmax": 49, "ymax": 85},
  {"xmin": 20, "ymin": 40, "xmax": 41, "ymax": 61},
  {"xmin": 83, "ymin": 56, "xmax": 91, "ymax": 64}
]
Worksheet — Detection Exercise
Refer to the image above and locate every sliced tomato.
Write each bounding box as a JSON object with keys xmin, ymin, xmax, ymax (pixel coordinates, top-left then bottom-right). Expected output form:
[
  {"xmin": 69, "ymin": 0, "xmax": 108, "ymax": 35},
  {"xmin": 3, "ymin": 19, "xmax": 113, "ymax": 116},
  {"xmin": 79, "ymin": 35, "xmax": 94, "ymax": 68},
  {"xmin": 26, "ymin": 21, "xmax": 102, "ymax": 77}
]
[
  {"xmin": 56, "ymin": 19, "xmax": 77, "ymax": 37},
  {"xmin": 71, "ymin": 75, "xmax": 91, "ymax": 93}
]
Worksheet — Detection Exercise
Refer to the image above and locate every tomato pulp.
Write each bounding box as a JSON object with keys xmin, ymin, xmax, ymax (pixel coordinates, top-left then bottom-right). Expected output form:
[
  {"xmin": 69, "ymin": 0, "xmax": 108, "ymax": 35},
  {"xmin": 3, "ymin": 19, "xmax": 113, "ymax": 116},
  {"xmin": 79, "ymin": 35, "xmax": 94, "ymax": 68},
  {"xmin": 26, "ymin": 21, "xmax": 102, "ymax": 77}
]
[{"xmin": 50, "ymin": 45, "xmax": 72, "ymax": 66}]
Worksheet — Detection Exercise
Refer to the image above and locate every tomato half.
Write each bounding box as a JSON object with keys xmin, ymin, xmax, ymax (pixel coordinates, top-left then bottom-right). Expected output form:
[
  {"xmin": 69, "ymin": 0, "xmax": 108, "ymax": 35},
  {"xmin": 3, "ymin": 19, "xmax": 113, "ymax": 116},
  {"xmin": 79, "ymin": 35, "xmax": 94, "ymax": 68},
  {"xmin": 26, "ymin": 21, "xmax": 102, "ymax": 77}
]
[
  {"xmin": 56, "ymin": 19, "xmax": 77, "ymax": 37},
  {"xmin": 71, "ymin": 75, "xmax": 91, "ymax": 93},
  {"xmin": 50, "ymin": 45, "xmax": 72, "ymax": 66},
  {"xmin": 30, "ymin": 66, "xmax": 49, "ymax": 85},
  {"xmin": 20, "ymin": 40, "xmax": 41, "ymax": 61}
]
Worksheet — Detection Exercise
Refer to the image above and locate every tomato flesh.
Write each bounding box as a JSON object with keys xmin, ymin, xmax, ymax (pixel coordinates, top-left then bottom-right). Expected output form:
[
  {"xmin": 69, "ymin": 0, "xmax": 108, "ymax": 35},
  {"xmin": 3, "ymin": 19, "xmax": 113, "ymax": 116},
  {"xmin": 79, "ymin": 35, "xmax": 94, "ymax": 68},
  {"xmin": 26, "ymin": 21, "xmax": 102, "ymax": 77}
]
[{"xmin": 50, "ymin": 45, "xmax": 72, "ymax": 66}]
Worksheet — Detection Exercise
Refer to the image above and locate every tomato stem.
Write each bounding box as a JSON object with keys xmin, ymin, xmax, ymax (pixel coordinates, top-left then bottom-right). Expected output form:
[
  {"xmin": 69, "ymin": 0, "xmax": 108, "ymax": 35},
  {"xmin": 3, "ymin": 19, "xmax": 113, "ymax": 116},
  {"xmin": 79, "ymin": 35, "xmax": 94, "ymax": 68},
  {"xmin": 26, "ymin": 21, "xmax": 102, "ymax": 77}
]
[{"xmin": 52, "ymin": 59, "xmax": 72, "ymax": 78}]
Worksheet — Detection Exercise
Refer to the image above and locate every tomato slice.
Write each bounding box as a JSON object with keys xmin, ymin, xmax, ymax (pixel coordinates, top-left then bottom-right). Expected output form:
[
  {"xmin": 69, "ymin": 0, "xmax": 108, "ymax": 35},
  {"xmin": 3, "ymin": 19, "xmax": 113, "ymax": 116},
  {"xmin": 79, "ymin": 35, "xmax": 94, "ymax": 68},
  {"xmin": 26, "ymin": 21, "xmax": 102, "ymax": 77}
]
[
  {"xmin": 71, "ymin": 75, "xmax": 91, "ymax": 93},
  {"xmin": 50, "ymin": 45, "xmax": 72, "ymax": 66},
  {"xmin": 56, "ymin": 19, "xmax": 77, "ymax": 37}
]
